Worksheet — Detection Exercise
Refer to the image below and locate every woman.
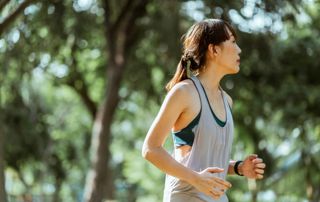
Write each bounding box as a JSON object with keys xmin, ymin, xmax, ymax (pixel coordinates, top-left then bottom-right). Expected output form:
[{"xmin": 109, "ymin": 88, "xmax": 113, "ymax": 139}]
[{"xmin": 142, "ymin": 19, "xmax": 266, "ymax": 201}]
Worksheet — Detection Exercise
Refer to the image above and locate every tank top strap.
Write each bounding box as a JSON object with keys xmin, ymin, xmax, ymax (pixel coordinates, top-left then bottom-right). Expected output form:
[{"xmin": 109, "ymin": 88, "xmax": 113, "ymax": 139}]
[
  {"xmin": 219, "ymin": 87, "xmax": 233, "ymax": 123},
  {"xmin": 189, "ymin": 76, "xmax": 208, "ymax": 111}
]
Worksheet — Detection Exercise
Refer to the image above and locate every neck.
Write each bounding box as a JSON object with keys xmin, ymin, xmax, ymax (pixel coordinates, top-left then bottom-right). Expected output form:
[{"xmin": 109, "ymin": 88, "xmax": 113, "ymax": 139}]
[{"xmin": 198, "ymin": 62, "xmax": 225, "ymax": 93}]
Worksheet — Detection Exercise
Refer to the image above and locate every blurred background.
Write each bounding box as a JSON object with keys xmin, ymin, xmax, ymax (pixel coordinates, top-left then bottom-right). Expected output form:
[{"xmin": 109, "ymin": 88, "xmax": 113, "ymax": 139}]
[{"xmin": 0, "ymin": 0, "xmax": 319, "ymax": 202}]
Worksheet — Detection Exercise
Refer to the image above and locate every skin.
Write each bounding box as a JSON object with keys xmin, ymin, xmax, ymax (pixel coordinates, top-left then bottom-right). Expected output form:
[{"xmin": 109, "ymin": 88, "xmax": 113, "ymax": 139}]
[{"xmin": 142, "ymin": 28, "xmax": 266, "ymax": 200}]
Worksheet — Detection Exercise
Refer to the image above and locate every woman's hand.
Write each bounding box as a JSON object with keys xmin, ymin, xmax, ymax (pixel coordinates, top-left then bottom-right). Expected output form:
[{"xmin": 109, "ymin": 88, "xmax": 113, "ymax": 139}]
[
  {"xmin": 239, "ymin": 154, "xmax": 266, "ymax": 179},
  {"xmin": 189, "ymin": 167, "xmax": 232, "ymax": 200}
]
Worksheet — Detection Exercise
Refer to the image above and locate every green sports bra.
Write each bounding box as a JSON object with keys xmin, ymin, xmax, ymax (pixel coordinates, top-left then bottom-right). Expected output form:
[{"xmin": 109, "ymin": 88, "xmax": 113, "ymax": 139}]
[{"xmin": 172, "ymin": 111, "xmax": 201, "ymax": 147}]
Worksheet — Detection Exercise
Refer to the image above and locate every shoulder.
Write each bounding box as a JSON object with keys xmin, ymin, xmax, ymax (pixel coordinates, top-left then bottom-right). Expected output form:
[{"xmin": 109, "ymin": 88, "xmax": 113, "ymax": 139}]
[
  {"xmin": 164, "ymin": 79, "xmax": 198, "ymax": 110},
  {"xmin": 221, "ymin": 89, "xmax": 233, "ymax": 108},
  {"xmin": 167, "ymin": 79, "xmax": 198, "ymax": 100}
]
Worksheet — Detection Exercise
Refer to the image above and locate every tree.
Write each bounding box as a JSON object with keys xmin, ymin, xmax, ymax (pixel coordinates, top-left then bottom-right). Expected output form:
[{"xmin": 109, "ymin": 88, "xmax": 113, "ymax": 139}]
[
  {"xmin": 0, "ymin": 0, "xmax": 319, "ymax": 201},
  {"xmin": 83, "ymin": 0, "xmax": 150, "ymax": 201},
  {"xmin": 0, "ymin": 122, "xmax": 6, "ymax": 202},
  {"xmin": 0, "ymin": 1, "xmax": 38, "ymax": 201},
  {"xmin": 0, "ymin": 0, "xmax": 37, "ymax": 35}
]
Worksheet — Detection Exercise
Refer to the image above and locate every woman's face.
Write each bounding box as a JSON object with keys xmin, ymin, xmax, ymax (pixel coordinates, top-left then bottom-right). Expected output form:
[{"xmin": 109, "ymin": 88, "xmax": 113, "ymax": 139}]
[{"xmin": 213, "ymin": 29, "xmax": 242, "ymax": 74}]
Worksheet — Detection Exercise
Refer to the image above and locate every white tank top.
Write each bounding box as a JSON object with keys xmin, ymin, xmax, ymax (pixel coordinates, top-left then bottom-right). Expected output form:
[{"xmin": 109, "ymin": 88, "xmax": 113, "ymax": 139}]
[{"xmin": 163, "ymin": 76, "xmax": 234, "ymax": 202}]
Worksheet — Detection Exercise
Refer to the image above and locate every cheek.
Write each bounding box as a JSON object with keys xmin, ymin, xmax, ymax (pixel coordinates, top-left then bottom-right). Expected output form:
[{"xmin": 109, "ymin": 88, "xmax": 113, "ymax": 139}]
[{"xmin": 217, "ymin": 47, "xmax": 236, "ymax": 66}]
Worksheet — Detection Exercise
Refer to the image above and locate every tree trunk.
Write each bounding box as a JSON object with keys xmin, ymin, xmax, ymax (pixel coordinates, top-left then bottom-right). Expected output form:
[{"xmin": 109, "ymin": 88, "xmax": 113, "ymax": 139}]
[
  {"xmin": 0, "ymin": 1, "xmax": 38, "ymax": 198},
  {"xmin": 52, "ymin": 179, "xmax": 62, "ymax": 202},
  {"xmin": 127, "ymin": 184, "xmax": 138, "ymax": 202},
  {"xmin": 0, "ymin": 0, "xmax": 36, "ymax": 35},
  {"xmin": 83, "ymin": 62, "xmax": 124, "ymax": 202},
  {"xmin": 83, "ymin": 1, "xmax": 148, "ymax": 201},
  {"xmin": 0, "ymin": 0, "xmax": 10, "ymax": 12},
  {"xmin": 0, "ymin": 9, "xmax": 38, "ymax": 201},
  {"xmin": 0, "ymin": 123, "xmax": 7, "ymax": 202},
  {"xmin": 251, "ymin": 190, "xmax": 258, "ymax": 202}
]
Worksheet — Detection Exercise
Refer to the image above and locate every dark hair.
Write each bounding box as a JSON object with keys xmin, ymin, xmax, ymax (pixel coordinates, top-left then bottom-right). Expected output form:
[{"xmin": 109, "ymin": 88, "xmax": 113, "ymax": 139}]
[{"xmin": 166, "ymin": 19, "xmax": 236, "ymax": 91}]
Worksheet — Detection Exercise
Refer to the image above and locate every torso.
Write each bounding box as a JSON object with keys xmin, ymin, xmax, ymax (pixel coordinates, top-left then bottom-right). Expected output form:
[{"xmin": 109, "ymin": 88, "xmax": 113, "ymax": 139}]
[
  {"xmin": 172, "ymin": 78, "xmax": 229, "ymax": 159},
  {"xmin": 164, "ymin": 76, "xmax": 234, "ymax": 202}
]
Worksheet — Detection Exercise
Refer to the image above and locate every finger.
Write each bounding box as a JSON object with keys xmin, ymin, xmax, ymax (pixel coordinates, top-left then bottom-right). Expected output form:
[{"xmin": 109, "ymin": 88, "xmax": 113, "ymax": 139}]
[
  {"xmin": 209, "ymin": 188, "xmax": 224, "ymax": 200},
  {"xmin": 207, "ymin": 179, "xmax": 226, "ymax": 189},
  {"xmin": 211, "ymin": 181, "xmax": 228, "ymax": 192},
  {"xmin": 211, "ymin": 178, "xmax": 232, "ymax": 189},
  {"xmin": 212, "ymin": 177, "xmax": 232, "ymax": 188},
  {"xmin": 211, "ymin": 188, "xmax": 224, "ymax": 196},
  {"xmin": 206, "ymin": 167, "xmax": 224, "ymax": 173},
  {"xmin": 208, "ymin": 191, "xmax": 220, "ymax": 200},
  {"xmin": 256, "ymin": 174, "xmax": 264, "ymax": 179},
  {"xmin": 252, "ymin": 158, "xmax": 263, "ymax": 164},
  {"xmin": 247, "ymin": 154, "xmax": 258, "ymax": 161},
  {"xmin": 255, "ymin": 168, "xmax": 264, "ymax": 174},
  {"xmin": 255, "ymin": 163, "xmax": 266, "ymax": 169}
]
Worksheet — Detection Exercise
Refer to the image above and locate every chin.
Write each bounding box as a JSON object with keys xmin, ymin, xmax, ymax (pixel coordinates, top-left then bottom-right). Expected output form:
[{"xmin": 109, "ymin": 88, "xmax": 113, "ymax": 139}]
[
  {"xmin": 234, "ymin": 66, "xmax": 240, "ymax": 73},
  {"xmin": 228, "ymin": 66, "xmax": 240, "ymax": 74}
]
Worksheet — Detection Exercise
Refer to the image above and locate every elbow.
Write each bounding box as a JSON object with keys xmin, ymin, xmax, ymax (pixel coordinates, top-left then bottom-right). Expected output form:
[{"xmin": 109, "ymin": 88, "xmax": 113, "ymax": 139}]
[
  {"xmin": 141, "ymin": 145, "xmax": 151, "ymax": 160},
  {"xmin": 142, "ymin": 144, "xmax": 159, "ymax": 161}
]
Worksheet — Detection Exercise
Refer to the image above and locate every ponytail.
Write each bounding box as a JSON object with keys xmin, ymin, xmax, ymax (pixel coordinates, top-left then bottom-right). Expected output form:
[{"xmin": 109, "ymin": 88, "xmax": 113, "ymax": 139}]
[
  {"xmin": 165, "ymin": 59, "xmax": 187, "ymax": 92},
  {"xmin": 165, "ymin": 55, "xmax": 199, "ymax": 91}
]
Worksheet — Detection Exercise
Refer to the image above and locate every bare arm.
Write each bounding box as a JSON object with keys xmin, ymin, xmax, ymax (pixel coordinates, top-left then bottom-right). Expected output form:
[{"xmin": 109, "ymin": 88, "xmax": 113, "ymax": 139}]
[
  {"xmin": 228, "ymin": 160, "xmax": 237, "ymax": 175},
  {"xmin": 142, "ymin": 83, "xmax": 198, "ymax": 183}
]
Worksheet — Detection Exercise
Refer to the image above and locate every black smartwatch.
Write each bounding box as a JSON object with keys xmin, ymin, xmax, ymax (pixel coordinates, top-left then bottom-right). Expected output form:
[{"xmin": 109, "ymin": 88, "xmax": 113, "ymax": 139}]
[{"xmin": 234, "ymin": 160, "xmax": 244, "ymax": 176}]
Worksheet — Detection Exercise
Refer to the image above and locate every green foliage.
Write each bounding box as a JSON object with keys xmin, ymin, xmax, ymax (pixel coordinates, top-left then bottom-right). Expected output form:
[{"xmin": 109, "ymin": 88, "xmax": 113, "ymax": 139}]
[{"xmin": 0, "ymin": 0, "xmax": 320, "ymax": 201}]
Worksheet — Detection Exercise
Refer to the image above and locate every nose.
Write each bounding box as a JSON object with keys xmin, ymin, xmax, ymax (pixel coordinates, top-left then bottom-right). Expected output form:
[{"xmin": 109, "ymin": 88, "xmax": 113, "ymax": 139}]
[{"xmin": 237, "ymin": 44, "xmax": 241, "ymax": 54}]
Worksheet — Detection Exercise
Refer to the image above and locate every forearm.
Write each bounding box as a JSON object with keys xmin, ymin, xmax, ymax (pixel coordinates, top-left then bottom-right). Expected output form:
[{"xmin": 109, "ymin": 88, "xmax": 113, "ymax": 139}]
[
  {"xmin": 228, "ymin": 160, "xmax": 236, "ymax": 175},
  {"xmin": 142, "ymin": 146, "xmax": 198, "ymax": 183},
  {"xmin": 227, "ymin": 160, "xmax": 243, "ymax": 175}
]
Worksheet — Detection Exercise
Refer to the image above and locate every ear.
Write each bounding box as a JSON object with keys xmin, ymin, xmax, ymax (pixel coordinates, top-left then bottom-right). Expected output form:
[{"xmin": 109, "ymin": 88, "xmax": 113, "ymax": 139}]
[{"xmin": 208, "ymin": 44, "xmax": 221, "ymax": 56}]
